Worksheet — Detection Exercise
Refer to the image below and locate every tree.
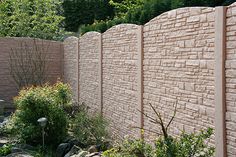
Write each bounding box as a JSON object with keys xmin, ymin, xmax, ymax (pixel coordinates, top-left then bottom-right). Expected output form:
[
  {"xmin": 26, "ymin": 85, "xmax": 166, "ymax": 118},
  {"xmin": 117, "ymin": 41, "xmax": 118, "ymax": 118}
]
[
  {"xmin": 0, "ymin": 0, "xmax": 64, "ymax": 40},
  {"xmin": 109, "ymin": 0, "xmax": 145, "ymax": 18},
  {"xmin": 63, "ymin": 0, "xmax": 114, "ymax": 32}
]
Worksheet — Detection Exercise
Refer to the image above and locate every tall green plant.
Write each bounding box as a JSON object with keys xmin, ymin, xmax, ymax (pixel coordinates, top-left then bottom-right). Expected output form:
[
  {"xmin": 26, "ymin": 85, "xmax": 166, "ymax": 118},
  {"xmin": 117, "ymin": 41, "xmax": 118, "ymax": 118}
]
[
  {"xmin": 71, "ymin": 104, "xmax": 109, "ymax": 148},
  {"xmin": 0, "ymin": 0, "xmax": 64, "ymax": 40}
]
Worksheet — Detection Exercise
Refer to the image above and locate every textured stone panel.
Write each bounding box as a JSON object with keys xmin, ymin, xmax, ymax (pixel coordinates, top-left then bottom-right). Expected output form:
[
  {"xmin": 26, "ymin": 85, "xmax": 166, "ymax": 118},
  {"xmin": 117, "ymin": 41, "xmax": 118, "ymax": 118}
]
[
  {"xmin": 79, "ymin": 32, "xmax": 100, "ymax": 113},
  {"xmin": 143, "ymin": 7, "xmax": 215, "ymax": 144},
  {"xmin": 226, "ymin": 2, "xmax": 236, "ymax": 157},
  {"xmin": 64, "ymin": 37, "xmax": 79, "ymax": 102},
  {"xmin": 102, "ymin": 24, "xmax": 139, "ymax": 139}
]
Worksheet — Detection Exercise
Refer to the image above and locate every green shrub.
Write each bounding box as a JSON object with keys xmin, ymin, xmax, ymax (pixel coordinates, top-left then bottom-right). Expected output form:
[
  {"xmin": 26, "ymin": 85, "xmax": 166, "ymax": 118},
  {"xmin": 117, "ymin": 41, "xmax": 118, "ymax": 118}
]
[
  {"xmin": 0, "ymin": 144, "xmax": 12, "ymax": 156},
  {"xmin": 71, "ymin": 105, "xmax": 109, "ymax": 148},
  {"xmin": 102, "ymin": 128, "xmax": 214, "ymax": 157},
  {"xmin": 154, "ymin": 128, "xmax": 214, "ymax": 157},
  {"xmin": 12, "ymin": 82, "xmax": 71, "ymax": 146},
  {"xmin": 102, "ymin": 138, "xmax": 153, "ymax": 157}
]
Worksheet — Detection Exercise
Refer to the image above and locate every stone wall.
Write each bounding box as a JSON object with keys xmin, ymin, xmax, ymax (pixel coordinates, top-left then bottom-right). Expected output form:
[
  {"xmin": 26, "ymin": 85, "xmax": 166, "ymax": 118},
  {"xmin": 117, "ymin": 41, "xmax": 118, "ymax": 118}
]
[
  {"xmin": 143, "ymin": 7, "xmax": 215, "ymax": 142},
  {"xmin": 79, "ymin": 32, "xmax": 101, "ymax": 112},
  {"xmin": 102, "ymin": 24, "xmax": 140, "ymax": 138},
  {"xmin": 62, "ymin": 4, "xmax": 236, "ymax": 157},
  {"xmin": 226, "ymin": 3, "xmax": 236, "ymax": 157},
  {"xmin": 63, "ymin": 37, "xmax": 79, "ymax": 102},
  {"xmin": 0, "ymin": 37, "xmax": 63, "ymax": 109}
]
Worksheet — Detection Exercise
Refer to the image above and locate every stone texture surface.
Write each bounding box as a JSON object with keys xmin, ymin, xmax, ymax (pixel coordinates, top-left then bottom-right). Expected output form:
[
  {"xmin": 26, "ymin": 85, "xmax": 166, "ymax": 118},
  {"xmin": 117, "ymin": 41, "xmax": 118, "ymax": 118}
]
[
  {"xmin": 79, "ymin": 32, "xmax": 100, "ymax": 113},
  {"xmin": 226, "ymin": 3, "xmax": 236, "ymax": 157},
  {"xmin": 2, "ymin": 3, "xmax": 236, "ymax": 157},
  {"xmin": 102, "ymin": 24, "xmax": 140, "ymax": 138},
  {"xmin": 0, "ymin": 37, "xmax": 63, "ymax": 109},
  {"xmin": 64, "ymin": 37, "xmax": 79, "ymax": 102},
  {"xmin": 143, "ymin": 7, "xmax": 215, "ymax": 143}
]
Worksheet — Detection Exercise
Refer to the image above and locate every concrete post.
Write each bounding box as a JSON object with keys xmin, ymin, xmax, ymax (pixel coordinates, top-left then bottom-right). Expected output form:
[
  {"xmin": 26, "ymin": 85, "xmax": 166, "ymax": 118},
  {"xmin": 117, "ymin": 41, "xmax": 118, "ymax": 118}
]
[
  {"xmin": 98, "ymin": 34, "xmax": 103, "ymax": 115},
  {"xmin": 214, "ymin": 6, "xmax": 227, "ymax": 157},
  {"xmin": 137, "ymin": 26, "xmax": 144, "ymax": 138}
]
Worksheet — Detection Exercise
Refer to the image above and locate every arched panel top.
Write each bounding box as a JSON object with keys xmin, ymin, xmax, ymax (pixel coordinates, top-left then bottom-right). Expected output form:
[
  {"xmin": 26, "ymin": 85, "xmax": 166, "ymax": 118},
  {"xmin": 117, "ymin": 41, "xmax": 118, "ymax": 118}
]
[
  {"xmin": 144, "ymin": 7, "xmax": 214, "ymax": 27},
  {"xmin": 64, "ymin": 36, "xmax": 79, "ymax": 43},
  {"xmin": 80, "ymin": 31, "xmax": 101, "ymax": 40},
  {"xmin": 228, "ymin": 2, "xmax": 236, "ymax": 8},
  {"xmin": 103, "ymin": 24, "xmax": 140, "ymax": 35}
]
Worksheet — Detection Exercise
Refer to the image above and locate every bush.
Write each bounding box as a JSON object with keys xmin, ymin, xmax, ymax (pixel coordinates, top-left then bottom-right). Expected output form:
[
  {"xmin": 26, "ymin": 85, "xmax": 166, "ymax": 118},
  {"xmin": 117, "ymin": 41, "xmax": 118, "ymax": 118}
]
[
  {"xmin": 0, "ymin": 144, "xmax": 12, "ymax": 156},
  {"xmin": 71, "ymin": 105, "xmax": 109, "ymax": 148},
  {"xmin": 12, "ymin": 82, "xmax": 71, "ymax": 146},
  {"xmin": 102, "ymin": 128, "xmax": 214, "ymax": 157},
  {"xmin": 102, "ymin": 138, "xmax": 153, "ymax": 157},
  {"xmin": 154, "ymin": 128, "xmax": 214, "ymax": 157}
]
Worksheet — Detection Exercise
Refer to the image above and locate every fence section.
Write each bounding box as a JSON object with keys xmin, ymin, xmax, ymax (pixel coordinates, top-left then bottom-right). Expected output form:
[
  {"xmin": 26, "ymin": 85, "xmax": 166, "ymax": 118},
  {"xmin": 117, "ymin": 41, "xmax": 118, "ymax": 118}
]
[
  {"xmin": 143, "ymin": 7, "xmax": 215, "ymax": 142},
  {"xmin": 79, "ymin": 32, "xmax": 101, "ymax": 112},
  {"xmin": 226, "ymin": 3, "xmax": 236, "ymax": 157},
  {"xmin": 62, "ymin": 3, "xmax": 236, "ymax": 157},
  {"xmin": 0, "ymin": 37, "xmax": 63, "ymax": 109},
  {"xmin": 102, "ymin": 24, "xmax": 140, "ymax": 138}
]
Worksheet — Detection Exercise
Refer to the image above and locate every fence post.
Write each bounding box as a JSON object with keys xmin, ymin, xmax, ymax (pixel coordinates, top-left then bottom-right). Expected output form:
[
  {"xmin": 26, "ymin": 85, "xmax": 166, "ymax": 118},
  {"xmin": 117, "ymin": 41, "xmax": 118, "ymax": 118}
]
[
  {"xmin": 137, "ymin": 26, "xmax": 144, "ymax": 138},
  {"xmin": 98, "ymin": 33, "xmax": 103, "ymax": 115},
  {"xmin": 215, "ymin": 6, "xmax": 227, "ymax": 157},
  {"xmin": 60, "ymin": 43, "xmax": 64, "ymax": 81}
]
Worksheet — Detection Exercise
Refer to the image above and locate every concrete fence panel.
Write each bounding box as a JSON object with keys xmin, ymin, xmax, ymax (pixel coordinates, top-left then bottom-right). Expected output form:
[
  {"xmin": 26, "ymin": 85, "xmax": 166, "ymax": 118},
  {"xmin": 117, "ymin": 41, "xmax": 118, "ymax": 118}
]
[
  {"xmin": 0, "ymin": 37, "xmax": 63, "ymax": 109},
  {"xmin": 226, "ymin": 3, "xmax": 236, "ymax": 157},
  {"xmin": 143, "ymin": 6, "xmax": 216, "ymax": 144},
  {"xmin": 63, "ymin": 37, "xmax": 79, "ymax": 102},
  {"xmin": 79, "ymin": 32, "xmax": 101, "ymax": 113},
  {"xmin": 102, "ymin": 24, "xmax": 140, "ymax": 138}
]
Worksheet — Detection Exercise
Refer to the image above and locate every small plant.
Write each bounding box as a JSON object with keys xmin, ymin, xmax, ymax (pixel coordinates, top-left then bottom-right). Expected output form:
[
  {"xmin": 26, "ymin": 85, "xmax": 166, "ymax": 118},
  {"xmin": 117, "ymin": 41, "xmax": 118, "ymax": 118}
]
[
  {"xmin": 0, "ymin": 144, "xmax": 12, "ymax": 156},
  {"xmin": 154, "ymin": 128, "xmax": 214, "ymax": 157},
  {"xmin": 11, "ymin": 81, "xmax": 71, "ymax": 146},
  {"xmin": 0, "ymin": 114, "xmax": 16, "ymax": 137},
  {"xmin": 71, "ymin": 104, "xmax": 109, "ymax": 148},
  {"xmin": 102, "ymin": 138, "xmax": 154, "ymax": 157}
]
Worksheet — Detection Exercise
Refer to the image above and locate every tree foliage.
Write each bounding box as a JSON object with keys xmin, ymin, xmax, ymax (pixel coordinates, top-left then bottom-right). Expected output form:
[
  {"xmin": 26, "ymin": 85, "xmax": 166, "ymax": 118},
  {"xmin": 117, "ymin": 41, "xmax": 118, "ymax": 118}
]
[
  {"xmin": 109, "ymin": 0, "xmax": 145, "ymax": 18},
  {"xmin": 79, "ymin": 0, "xmax": 232, "ymax": 34},
  {"xmin": 63, "ymin": 0, "xmax": 114, "ymax": 32},
  {"xmin": 0, "ymin": 0, "xmax": 64, "ymax": 40}
]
